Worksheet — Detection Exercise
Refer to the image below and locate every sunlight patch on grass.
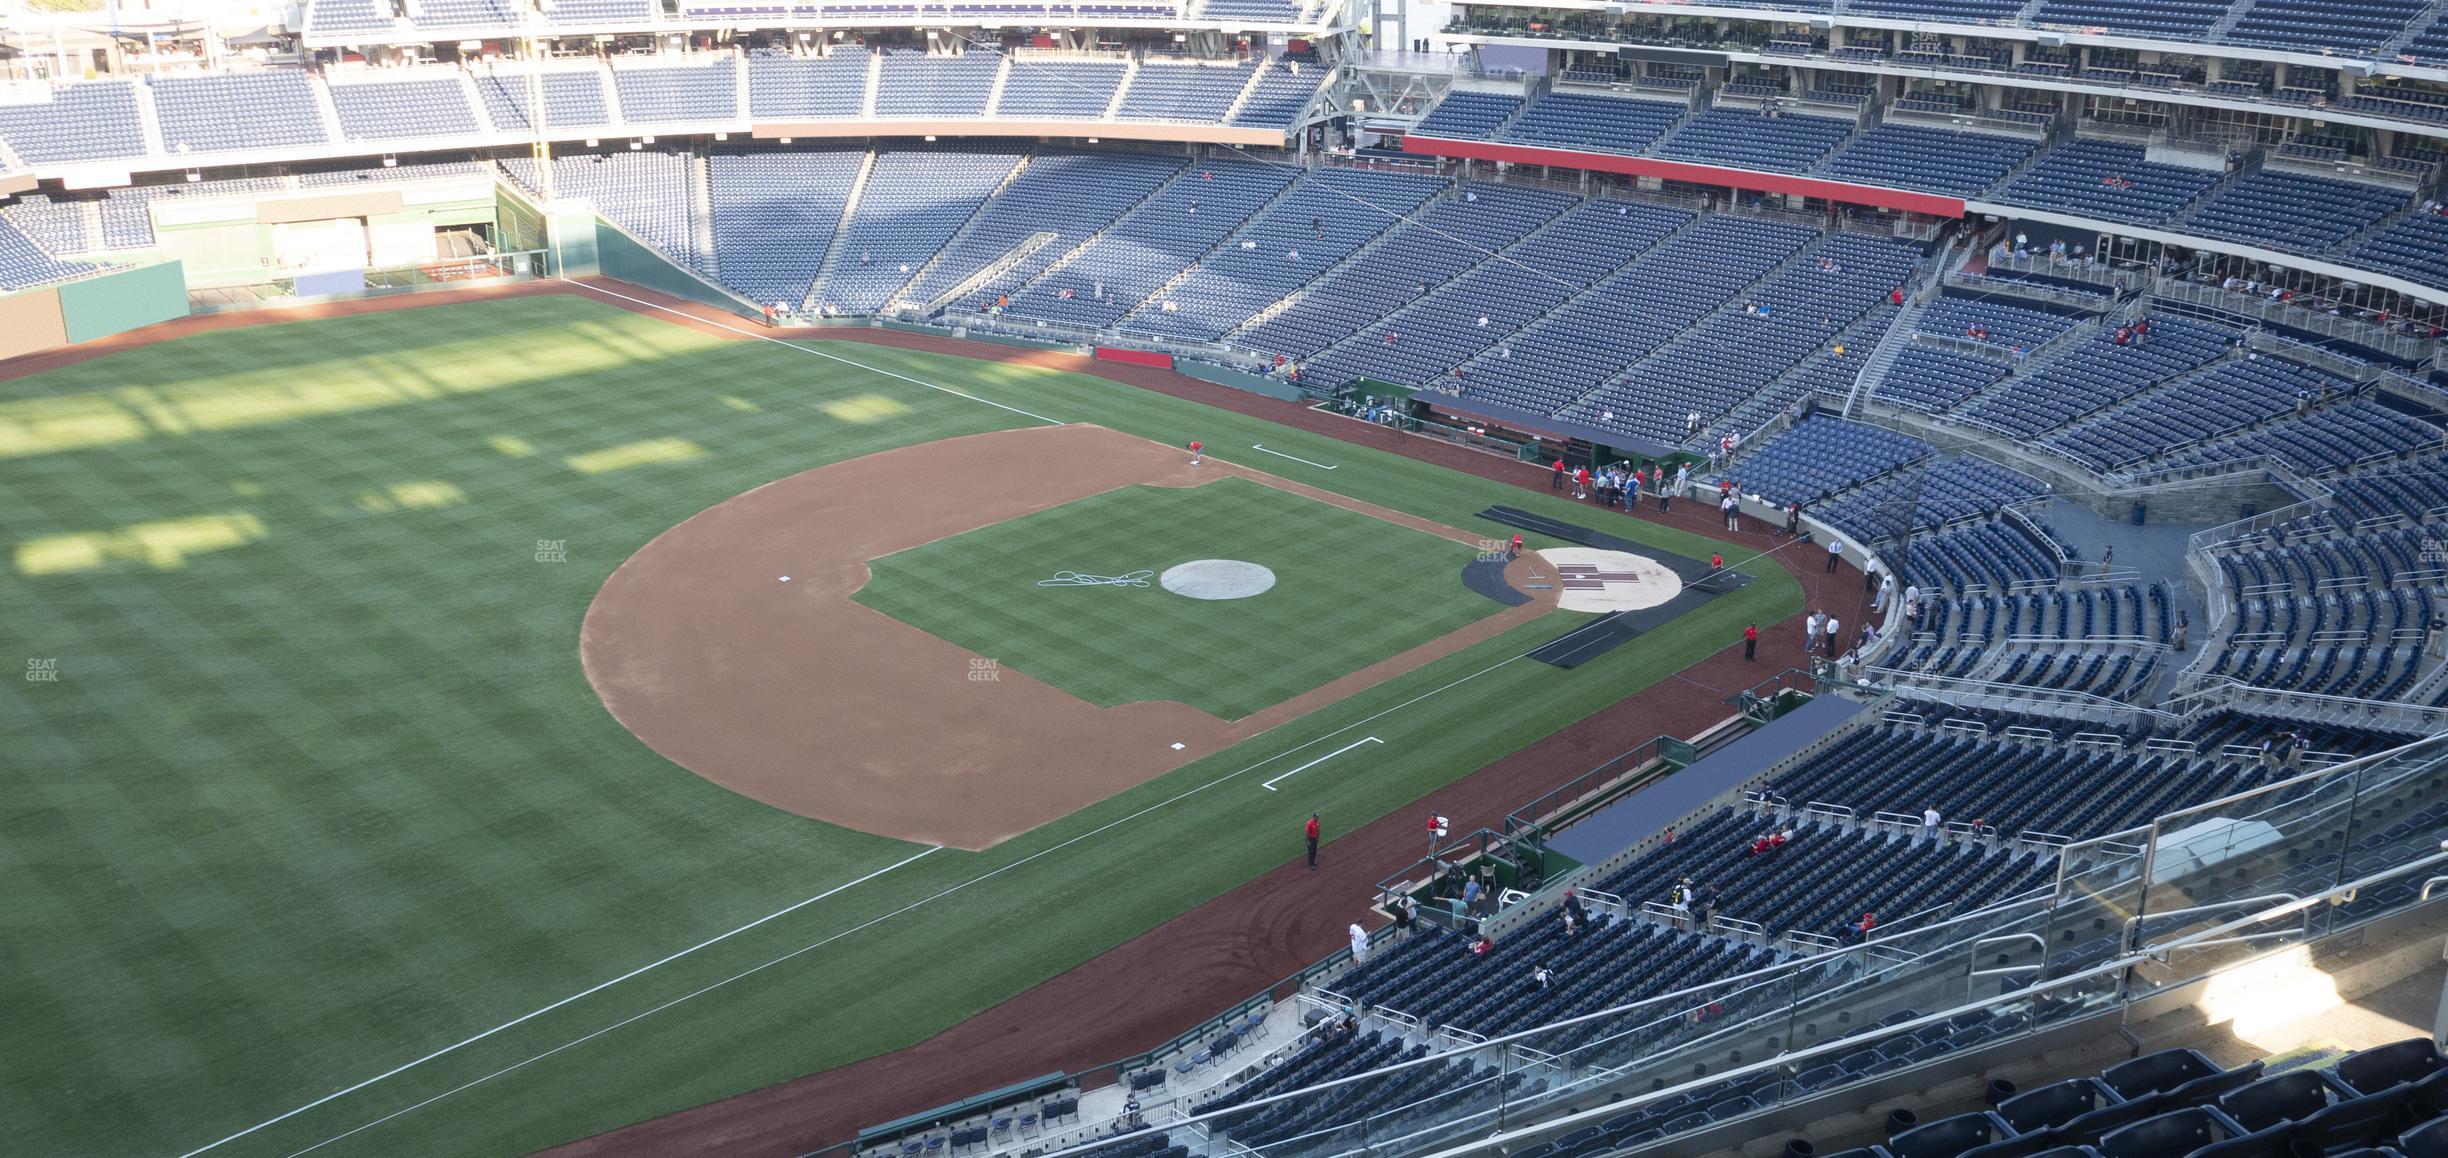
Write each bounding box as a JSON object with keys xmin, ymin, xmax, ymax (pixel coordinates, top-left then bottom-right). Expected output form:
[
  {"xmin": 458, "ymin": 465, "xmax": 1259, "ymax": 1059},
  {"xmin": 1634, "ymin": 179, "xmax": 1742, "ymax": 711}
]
[
  {"xmin": 565, "ymin": 438, "xmax": 707, "ymax": 476},
  {"xmin": 818, "ymin": 394, "xmax": 912, "ymax": 424},
  {"xmin": 17, "ymin": 512, "xmax": 268, "ymax": 576},
  {"xmin": 0, "ymin": 394, "xmax": 153, "ymax": 459},
  {"xmin": 488, "ymin": 436, "xmax": 537, "ymax": 458}
]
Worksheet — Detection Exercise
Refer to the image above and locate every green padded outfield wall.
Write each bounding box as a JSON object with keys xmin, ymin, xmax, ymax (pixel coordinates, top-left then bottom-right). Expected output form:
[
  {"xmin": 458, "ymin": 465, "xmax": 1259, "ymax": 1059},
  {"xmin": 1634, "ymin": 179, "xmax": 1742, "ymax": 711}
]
[
  {"xmin": 57, "ymin": 261, "xmax": 189, "ymax": 345},
  {"xmin": 576, "ymin": 215, "xmax": 765, "ymax": 322}
]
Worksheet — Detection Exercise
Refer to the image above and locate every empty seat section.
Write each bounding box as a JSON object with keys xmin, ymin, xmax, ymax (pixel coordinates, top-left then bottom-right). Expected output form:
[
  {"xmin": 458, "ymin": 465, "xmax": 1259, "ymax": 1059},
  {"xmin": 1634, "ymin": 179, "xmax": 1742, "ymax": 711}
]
[
  {"xmin": 613, "ymin": 58, "xmax": 740, "ymax": 123},
  {"xmin": 328, "ymin": 76, "xmax": 480, "ymax": 141},
  {"xmin": 818, "ymin": 151, "xmax": 1023, "ymax": 313},
  {"xmin": 0, "ymin": 81, "xmax": 148, "ymax": 163},
  {"xmin": 706, "ymin": 150, "xmax": 865, "ymax": 307},
  {"xmin": 994, "ymin": 58, "xmax": 1126, "ymax": 118},
  {"xmin": 746, "ymin": 49, "xmax": 871, "ymax": 119}
]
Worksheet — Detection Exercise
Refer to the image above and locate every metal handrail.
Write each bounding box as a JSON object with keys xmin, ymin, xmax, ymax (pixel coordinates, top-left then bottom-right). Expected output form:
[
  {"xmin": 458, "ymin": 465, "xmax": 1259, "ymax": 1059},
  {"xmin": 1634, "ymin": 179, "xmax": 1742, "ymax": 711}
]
[{"xmin": 1387, "ymin": 848, "xmax": 2448, "ymax": 1158}]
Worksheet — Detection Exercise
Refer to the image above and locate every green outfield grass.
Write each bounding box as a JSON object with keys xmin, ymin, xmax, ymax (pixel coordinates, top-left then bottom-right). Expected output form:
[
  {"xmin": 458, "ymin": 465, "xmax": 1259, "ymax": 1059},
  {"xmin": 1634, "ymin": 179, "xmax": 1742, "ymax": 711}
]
[
  {"xmin": 857, "ymin": 478, "xmax": 1494, "ymax": 718},
  {"xmin": 0, "ymin": 291, "xmax": 1801, "ymax": 1157}
]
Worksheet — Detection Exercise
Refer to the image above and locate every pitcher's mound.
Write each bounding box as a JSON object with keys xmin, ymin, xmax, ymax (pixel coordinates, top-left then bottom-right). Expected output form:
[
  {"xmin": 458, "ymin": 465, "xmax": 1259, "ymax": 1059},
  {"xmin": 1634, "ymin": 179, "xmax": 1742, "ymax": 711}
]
[{"xmin": 1161, "ymin": 559, "xmax": 1276, "ymax": 600}]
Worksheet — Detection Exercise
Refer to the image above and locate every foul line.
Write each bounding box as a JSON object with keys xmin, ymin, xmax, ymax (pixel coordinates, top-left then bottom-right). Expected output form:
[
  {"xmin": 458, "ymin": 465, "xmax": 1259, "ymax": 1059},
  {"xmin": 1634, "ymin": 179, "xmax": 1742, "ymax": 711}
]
[
  {"xmin": 249, "ymin": 530, "xmax": 1755, "ymax": 1153},
  {"xmin": 563, "ymin": 280, "xmax": 1070, "ymax": 427},
  {"xmin": 177, "ymin": 845, "xmax": 944, "ymax": 1158},
  {"xmin": 1262, "ymin": 736, "xmax": 1382, "ymax": 791},
  {"xmin": 267, "ymin": 616, "xmax": 1649, "ymax": 1154},
  {"xmin": 1249, "ymin": 443, "xmax": 1338, "ymax": 470}
]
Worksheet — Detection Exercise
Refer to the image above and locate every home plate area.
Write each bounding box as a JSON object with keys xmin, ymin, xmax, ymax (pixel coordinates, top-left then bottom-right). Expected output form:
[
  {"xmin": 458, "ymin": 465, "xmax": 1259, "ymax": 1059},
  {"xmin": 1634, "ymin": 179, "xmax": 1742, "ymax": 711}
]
[
  {"xmin": 1475, "ymin": 508, "xmax": 1741, "ymax": 670},
  {"xmin": 1539, "ymin": 547, "xmax": 1684, "ymax": 613}
]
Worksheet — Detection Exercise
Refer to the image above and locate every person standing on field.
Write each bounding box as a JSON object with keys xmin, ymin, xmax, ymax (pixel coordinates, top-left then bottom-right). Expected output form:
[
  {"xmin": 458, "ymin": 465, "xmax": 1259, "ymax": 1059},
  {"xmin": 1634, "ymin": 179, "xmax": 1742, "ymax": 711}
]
[
  {"xmin": 1305, "ymin": 813, "xmax": 1321, "ymax": 869},
  {"xmin": 1743, "ymin": 623, "xmax": 1759, "ymax": 661},
  {"xmin": 1552, "ymin": 457, "xmax": 1567, "ymax": 490}
]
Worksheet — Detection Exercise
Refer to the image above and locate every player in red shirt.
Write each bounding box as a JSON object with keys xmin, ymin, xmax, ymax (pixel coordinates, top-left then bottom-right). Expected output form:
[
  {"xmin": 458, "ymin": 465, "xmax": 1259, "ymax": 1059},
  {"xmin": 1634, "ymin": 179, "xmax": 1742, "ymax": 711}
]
[
  {"xmin": 1304, "ymin": 813, "xmax": 1320, "ymax": 869},
  {"xmin": 1189, "ymin": 440, "xmax": 1203, "ymax": 466},
  {"xmin": 1743, "ymin": 623, "xmax": 1759, "ymax": 661}
]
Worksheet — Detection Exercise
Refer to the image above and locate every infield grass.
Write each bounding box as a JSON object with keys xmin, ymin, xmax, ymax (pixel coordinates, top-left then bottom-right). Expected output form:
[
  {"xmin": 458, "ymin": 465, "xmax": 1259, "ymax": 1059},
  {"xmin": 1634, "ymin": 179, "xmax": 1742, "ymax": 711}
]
[
  {"xmin": 0, "ymin": 291, "xmax": 1803, "ymax": 1157},
  {"xmin": 858, "ymin": 478, "xmax": 1494, "ymax": 718}
]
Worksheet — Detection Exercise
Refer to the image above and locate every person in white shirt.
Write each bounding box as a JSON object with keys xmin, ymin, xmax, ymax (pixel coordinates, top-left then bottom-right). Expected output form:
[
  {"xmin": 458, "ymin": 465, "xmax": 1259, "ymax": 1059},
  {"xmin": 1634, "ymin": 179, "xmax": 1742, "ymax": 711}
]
[
  {"xmin": 1874, "ymin": 575, "xmax": 1895, "ymax": 612},
  {"xmin": 1825, "ymin": 538, "xmax": 1844, "ymax": 573},
  {"xmin": 1862, "ymin": 555, "xmax": 1881, "ymax": 594},
  {"xmin": 1349, "ymin": 922, "xmax": 1369, "ymax": 963},
  {"xmin": 1805, "ymin": 610, "xmax": 1825, "ymax": 653},
  {"xmin": 1922, "ymin": 806, "xmax": 1942, "ymax": 841},
  {"xmin": 1822, "ymin": 614, "xmax": 1840, "ymax": 657}
]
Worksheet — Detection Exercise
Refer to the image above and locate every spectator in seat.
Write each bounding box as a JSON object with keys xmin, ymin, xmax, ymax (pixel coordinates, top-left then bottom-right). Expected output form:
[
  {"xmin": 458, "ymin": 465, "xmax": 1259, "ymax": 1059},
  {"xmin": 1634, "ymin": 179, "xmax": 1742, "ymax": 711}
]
[
  {"xmin": 1469, "ymin": 934, "xmax": 1494, "ymax": 958},
  {"xmin": 1530, "ymin": 964, "xmax": 1554, "ymax": 993}
]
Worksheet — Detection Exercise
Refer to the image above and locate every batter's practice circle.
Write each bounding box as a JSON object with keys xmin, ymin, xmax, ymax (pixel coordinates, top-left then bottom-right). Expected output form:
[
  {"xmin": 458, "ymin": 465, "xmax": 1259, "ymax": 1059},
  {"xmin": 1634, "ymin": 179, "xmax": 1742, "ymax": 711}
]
[{"xmin": 1161, "ymin": 559, "xmax": 1277, "ymax": 600}]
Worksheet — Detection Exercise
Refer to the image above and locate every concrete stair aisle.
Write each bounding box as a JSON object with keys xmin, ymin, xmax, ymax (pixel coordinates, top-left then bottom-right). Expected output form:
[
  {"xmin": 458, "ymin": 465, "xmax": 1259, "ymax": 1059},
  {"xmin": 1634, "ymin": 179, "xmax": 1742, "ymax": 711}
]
[
  {"xmin": 884, "ymin": 152, "xmax": 1037, "ymax": 311},
  {"xmin": 1550, "ymin": 231, "xmax": 1836, "ymax": 424},
  {"xmin": 982, "ymin": 54, "xmax": 1014, "ymax": 117},
  {"xmin": 1218, "ymin": 179, "xmax": 1464, "ymax": 340},
  {"xmin": 1105, "ymin": 57, "xmax": 1140, "ymax": 118},
  {"xmin": 78, "ymin": 200, "xmax": 107, "ymax": 253},
  {"xmin": 976, "ymin": 156, "xmax": 1195, "ymax": 305},
  {"xmin": 2209, "ymin": 0, "xmax": 2257, "ymax": 40},
  {"xmin": 2382, "ymin": 0, "xmax": 2448, "ymax": 56},
  {"xmin": 130, "ymin": 76, "xmax": 166, "ymax": 157},
  {"xmin": 732, "ymin": 50, "xmax": 751, "ymax": 122},
  {"xmin": 459, "ymin": 68, "xmax": 497, "ymax": 134},
  {"xmin": 1104, "ymin": 169, "xmax": 1315, "ymax": 328},
  {"xmin": 802, "ymin": 149, "xmax": 878, "ymax": 312},
  {"xmin": 595, "ymin": 61, "xmax": 627, "ymax": 131},
  {"xmin": 1311, "ymin": 198, "xmax": 1714, "ymax": 384},
  {"xmin": 1218, "ymin": 57, "xmax": 1269, "ymax": 123},
  {"xmin": 692, "ymin": 152, "xmax": 719, "ymax": 281},
  {"xmin": 309, "ymin": 75, "xmax": 347, "ymax": 145},
  {"xmin": 860, "ymin": 49, "xmax": 883, "ymax": 117},
  {"xmin": 1839, "ymin": 293, "xmax": 1934, "ymax": 418}
]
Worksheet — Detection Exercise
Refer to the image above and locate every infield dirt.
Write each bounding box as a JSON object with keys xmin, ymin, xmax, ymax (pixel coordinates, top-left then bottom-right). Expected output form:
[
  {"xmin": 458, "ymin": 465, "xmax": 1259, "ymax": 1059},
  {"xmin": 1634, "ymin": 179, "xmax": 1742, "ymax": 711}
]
[{"xmin": 579, "ymin": 422, "xmax": 1562, "ymax": 850}]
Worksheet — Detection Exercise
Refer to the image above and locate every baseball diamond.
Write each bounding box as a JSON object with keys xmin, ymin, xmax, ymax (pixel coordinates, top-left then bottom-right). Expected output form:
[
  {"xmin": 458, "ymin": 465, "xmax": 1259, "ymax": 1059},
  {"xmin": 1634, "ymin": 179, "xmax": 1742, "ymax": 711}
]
[
  {"xmin": 0, "ymin": 283, "xmax": 1799, "ymax": 1157},
  {"xmin": 7, "ymin": 12, "xmax": 2442, "ymax": 1151}
]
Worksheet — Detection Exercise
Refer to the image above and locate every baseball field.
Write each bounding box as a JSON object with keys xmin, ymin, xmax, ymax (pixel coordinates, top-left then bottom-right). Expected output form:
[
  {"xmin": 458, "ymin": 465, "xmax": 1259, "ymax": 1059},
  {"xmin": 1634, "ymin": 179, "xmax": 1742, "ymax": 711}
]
[{"xmin": 0, "ymin": 285, "xmax": 1799, "ymax": 1156}]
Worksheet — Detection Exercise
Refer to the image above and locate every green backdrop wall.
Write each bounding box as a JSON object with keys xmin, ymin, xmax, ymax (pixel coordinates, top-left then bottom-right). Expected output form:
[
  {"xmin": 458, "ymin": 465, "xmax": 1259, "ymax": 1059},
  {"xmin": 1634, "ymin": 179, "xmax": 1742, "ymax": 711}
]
[{"xmin": 57, "ymin": 261, "xmax": 190, "ymax": 345}]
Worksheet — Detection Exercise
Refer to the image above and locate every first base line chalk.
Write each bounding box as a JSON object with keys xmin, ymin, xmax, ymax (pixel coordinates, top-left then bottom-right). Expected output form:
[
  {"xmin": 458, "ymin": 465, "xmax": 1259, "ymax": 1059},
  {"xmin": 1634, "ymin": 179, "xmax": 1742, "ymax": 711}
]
[
  {"xmin": 1250, "ymin": 444, "xmax": 1338, "ymax": 470},
  {"xmin": 1261, "ymin": 736, "xmax": 1382, "ymax": 791}
]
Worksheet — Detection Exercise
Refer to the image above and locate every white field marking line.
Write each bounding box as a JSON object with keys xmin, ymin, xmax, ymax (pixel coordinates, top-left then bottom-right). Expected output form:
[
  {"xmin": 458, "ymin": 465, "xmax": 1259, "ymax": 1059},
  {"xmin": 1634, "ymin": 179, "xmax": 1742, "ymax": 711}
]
[
  {"xmin": 1261, "ymin": 736, "xmax": 1382, "ymax": 791},
  {"xmin": 562, "ymin": 279, "xmax": 1069, "ymax": 427},
  {"xmin": 1249, "ymin": 443, "xmax": 1338, "ymax": 470},
  {"xmin": 271, "ymin": 617, "xmax": 1647, "ymax": 1154},
  {"xmin": 175, "ymin": 846, "xmax": 944, "ymax": 1158}
]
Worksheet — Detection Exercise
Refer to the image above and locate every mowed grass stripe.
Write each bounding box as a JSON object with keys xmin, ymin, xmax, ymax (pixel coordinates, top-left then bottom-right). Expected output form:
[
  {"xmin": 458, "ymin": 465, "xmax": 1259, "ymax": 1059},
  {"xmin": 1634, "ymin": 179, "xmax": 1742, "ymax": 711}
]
[
  {"xmin": 0, "ymin": 295, "xmax": 1796, "ymax": 1156},
  {"xmin": 859, "ymin": 479, "xmax": 1493, "ymax": 719}
]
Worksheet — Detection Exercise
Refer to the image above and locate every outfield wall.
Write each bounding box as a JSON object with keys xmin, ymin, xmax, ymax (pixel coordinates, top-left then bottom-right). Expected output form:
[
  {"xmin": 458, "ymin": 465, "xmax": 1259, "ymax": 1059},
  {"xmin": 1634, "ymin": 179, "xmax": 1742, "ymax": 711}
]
[
  {"xmin": 580, "ymin": 213, "xmax": 769, "ymax": 323},
  {"xmin": 0, "ymin": 261, "xmax": 189, "ymax": 364}
]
